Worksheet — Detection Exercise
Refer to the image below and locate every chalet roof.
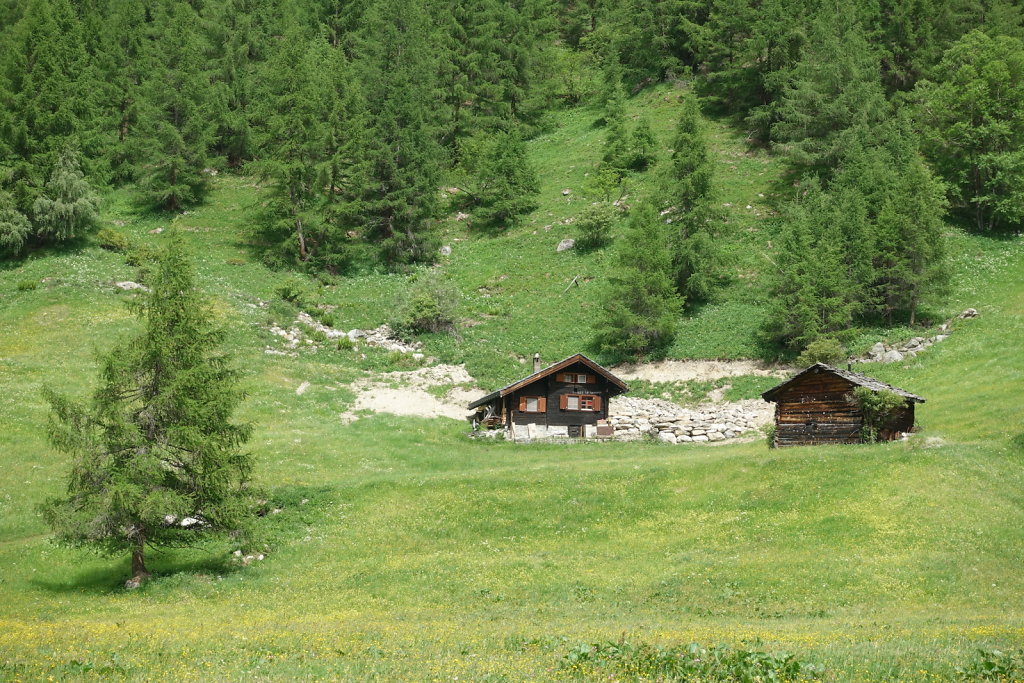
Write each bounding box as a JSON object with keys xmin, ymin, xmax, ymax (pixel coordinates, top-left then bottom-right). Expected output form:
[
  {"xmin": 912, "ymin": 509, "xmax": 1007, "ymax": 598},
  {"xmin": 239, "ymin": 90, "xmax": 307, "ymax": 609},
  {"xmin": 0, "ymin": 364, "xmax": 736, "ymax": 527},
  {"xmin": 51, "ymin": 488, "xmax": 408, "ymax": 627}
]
[
  {"xmin": 761, "ymin": 362, "xmax": 926, "ymax": 403},
  {"xmin": 468, "ymin": 354, "xmax": 628, "ymax": 409}
]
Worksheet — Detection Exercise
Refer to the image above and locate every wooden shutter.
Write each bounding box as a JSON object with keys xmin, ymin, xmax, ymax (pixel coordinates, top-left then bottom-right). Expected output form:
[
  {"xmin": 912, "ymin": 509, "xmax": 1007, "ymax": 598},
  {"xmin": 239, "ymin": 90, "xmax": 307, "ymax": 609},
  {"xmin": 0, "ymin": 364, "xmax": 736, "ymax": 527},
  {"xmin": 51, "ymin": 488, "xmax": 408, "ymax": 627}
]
[
  {"xmin": 585, "ymin": 374, "xmax": 595, "ymax": 384},
  {"xmin": 538, "ymin": 397, "xmax": 547, "ymax": 412},
  {"xmin": 519, "ymin": 396, "xmax": 527, "ymax": 412},
  {"xmin": 592, "ymin": 395, "xmax": 602, "ymax": 411},
  {"xmin": 559, "ymin": 394, "xmax": 568, "ymax": 410}
]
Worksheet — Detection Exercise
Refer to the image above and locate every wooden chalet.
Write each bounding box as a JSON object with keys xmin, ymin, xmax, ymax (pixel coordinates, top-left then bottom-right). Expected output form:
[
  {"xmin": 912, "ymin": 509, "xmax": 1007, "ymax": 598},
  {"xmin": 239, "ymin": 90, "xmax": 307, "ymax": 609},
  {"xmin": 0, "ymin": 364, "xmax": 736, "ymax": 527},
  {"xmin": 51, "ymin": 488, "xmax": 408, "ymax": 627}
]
[
  {"xmin": 468, "ymin": 354, "xmax": 628, "ymax": 441},
  {"xmin": 761, "ymin": 363, "xmax": 925, "ymax": 447}
]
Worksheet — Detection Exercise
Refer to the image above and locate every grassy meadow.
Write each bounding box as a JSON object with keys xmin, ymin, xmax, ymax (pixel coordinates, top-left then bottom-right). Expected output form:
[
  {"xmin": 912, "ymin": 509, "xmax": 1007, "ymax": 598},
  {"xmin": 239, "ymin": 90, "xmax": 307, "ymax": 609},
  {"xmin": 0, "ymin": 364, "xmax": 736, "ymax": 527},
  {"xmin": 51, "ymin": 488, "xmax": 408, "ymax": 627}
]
[{"xmin": 2, "ymin": 88, "xmax": 1024, "ymax": 681}]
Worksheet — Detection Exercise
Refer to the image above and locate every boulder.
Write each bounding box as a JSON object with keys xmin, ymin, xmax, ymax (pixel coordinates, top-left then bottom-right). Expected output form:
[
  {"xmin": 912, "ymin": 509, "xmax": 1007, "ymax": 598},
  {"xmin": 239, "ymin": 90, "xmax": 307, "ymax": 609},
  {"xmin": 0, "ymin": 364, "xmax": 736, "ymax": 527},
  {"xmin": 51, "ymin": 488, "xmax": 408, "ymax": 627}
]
[
  {"xmin": 880, "ymin": 349, "xmax": 904, "ymax": 363},
  {"xmin": 657, "ymin": 431, "xmax": 677, "ymax": 444},
  {"xmin": 556, "ymin": 238, "xmax": 576, "ymax": 252}
]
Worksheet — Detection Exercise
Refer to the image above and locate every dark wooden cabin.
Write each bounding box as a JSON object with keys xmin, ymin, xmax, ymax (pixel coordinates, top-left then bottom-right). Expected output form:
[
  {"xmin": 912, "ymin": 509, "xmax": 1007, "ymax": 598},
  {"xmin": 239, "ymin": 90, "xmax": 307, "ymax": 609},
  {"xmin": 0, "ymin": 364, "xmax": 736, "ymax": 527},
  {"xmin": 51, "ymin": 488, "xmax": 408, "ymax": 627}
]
[
  {"xmin": 468, "ymin": 354, "xmax": 628, "ymax": 441},
  {"xmin": 761, "ymin": 363, "xmax": 925, "ymax": 447}
]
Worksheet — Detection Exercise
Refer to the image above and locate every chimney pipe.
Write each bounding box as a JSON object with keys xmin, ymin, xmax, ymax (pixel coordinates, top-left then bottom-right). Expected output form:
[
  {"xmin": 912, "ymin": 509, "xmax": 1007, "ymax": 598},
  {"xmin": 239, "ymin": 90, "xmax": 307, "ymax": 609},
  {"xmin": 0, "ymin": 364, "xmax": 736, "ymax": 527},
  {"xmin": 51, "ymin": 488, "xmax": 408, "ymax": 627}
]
[{"xmin": 533, "ymin": 353, "xmax": 541, "ymax": 373}]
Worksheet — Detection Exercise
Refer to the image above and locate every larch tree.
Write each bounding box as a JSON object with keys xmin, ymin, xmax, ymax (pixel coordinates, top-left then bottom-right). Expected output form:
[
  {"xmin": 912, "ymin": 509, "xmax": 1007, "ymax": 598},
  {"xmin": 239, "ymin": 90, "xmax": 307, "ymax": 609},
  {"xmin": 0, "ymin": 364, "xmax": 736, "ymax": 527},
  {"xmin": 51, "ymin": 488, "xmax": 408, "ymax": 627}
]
[
  {"xmin": 352, "ymin": 0, "xmax": 445, "ymax": 266},
  {"xmin": 593, "ymin": 203, "xmax": 683, "ymax": 359},
  {"xmin": 663, "ymin": 93, "xmax": 724, "ymax": 304},
  {"xmin": 133, "ymin": 3, "xmax": 217, "ymax": 211},
  {"xmin": 41, "ymin": 234, "xmax": 254, "ymax": 586}
]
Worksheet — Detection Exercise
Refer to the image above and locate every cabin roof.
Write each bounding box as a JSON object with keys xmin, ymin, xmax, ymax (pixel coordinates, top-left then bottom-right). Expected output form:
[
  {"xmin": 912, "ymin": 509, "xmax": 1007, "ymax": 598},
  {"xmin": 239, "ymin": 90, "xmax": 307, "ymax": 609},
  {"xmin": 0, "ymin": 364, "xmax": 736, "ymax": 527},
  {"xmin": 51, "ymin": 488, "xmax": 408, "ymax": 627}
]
[
  {"xmin": 761, "ymin": 362, "xmax": 926, "ymax": 403},
  {"xmin": 468, "ymin": 353, "xmax": 628, "ymax": 409}
]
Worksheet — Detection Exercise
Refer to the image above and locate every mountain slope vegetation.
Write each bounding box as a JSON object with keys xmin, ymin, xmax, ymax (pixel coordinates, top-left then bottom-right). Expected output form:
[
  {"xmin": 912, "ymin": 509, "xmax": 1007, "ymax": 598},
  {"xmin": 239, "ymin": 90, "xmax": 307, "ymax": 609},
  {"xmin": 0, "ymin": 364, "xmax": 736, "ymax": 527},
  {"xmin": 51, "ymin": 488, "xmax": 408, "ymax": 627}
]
[{"xmin": 1, "ymin": 0, "xmax": 1023, "ymax": 680}]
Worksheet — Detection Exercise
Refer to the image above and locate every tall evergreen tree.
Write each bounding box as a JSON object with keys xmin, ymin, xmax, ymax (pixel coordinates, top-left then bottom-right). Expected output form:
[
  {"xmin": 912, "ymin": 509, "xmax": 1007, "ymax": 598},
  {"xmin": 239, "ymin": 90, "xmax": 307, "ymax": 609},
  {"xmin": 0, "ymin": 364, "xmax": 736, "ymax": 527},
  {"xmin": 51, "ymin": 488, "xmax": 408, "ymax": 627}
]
[
  {"xmin": 457, "ymin": 128, "xmax": 539, "ymax": 228},
  {"xmin": 256, "ymin": 32, "xmax": 365, "ymax": 269},
  {"xmin": 768, "ymin": 10, "xmax": 889, "ymax": 171},
  {"xmin": 663, "ymin": 94, "xmax": 723, "ymax": 303},
  {"xmin": 353, "ymin": 0, "xmax": 444, "ymax": 266},
  {"xmin": 133, "ymin": 3, "xmax": 217, "ymax": 211},
  {"xmin": 593, "ymin": 204, "xmax": 683, "ymax": 358},
  {"xmin": 763, "ymin": 182, "xmax": 873, "ymax": 349},
  {"xmin": 42, "ymin": 234, "xmax": 254, "ymax": 586},
  {"xmin": 0, "ymin": 187, "xmax": 31, "ymax": 256}
]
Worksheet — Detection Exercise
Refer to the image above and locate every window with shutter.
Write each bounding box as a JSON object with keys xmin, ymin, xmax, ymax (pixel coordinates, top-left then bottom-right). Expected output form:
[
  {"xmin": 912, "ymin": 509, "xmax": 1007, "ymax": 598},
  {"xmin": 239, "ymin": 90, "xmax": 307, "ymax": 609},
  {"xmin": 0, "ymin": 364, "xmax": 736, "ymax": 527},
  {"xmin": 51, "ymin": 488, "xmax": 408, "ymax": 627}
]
[
  {"xmin": 519, "ymin": 396, "xmax": 544, "ymax": 413},
  {"xmin": 560, "ymin": 393, "xmax": 601, "ymax": 411}
]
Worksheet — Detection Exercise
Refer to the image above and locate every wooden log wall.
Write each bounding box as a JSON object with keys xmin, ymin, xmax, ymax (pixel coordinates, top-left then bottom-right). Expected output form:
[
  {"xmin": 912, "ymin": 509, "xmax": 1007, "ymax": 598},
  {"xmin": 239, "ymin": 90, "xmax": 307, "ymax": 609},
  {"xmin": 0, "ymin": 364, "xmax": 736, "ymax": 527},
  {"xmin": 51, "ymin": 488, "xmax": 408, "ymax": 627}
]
[{"xmin": 774, "ymin": 374, "xmax": 863, "ymax": 447}]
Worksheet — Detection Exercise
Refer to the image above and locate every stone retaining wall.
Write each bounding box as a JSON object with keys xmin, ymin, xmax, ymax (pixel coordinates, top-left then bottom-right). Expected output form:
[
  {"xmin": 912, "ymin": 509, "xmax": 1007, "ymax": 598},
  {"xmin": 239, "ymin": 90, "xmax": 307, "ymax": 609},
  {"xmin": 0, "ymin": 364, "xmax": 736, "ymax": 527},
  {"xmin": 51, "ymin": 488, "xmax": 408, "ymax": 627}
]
[{"xmin": 608, "ymin": 396, "xmax": 771, "ymax": 444}]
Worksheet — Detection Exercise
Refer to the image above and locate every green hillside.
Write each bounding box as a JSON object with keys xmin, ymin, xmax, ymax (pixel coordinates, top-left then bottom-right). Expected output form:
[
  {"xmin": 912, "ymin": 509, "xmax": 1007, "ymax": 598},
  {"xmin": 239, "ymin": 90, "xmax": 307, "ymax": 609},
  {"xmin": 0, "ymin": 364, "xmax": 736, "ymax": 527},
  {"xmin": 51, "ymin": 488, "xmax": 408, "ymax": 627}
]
[{"xmin": 2, "ymin": 88, "xmax": 1024, "ymax": 680}]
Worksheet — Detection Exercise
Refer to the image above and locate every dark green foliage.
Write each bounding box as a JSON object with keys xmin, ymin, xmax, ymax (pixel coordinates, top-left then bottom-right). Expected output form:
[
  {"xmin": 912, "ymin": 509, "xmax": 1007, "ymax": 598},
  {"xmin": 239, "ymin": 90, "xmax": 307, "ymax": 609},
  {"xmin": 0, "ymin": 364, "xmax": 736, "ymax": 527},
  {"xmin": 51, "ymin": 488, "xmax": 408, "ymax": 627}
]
[
  {"xmin": 32, "ymin": 147, "xmax": 100, "ymax": 242},
  {"xmin": 796, "ymin": 337, "xmax": 847, "ymax": 366},
  {"xmin": 353, "ymin": 0, "xmax": 444, "ymax": 267},
  {"xmin": 593, "ymin": 204, "xmax": 682, "ymax": 359},
  {"xmin": 457, "ymin": 129, "xmax": 539, "ymax": 228},
  {"xmin": 559, "ymin": 639, "xmax": 819, "ymax": 681},
  {"xmin": 628, "ymin": 116, "xmax": 657, "ymax": 171},
  {"xmin": 40, "ymin": 234, "xmax": 254, "ymax": 580},
  {"xmin": 915, "ymin": 30, "xmax": 1024, "ymax": 230},
  {"xmin": 254, "ymin": 32, "xmax": 365, "ymax": 270},
  {"xmin": 767, "ymin": 11, "xmax": 889, "ymax": 171},
  {"xmin": 600, "ymin": 80, "xmax": 630, "ymax": 175},
  {"xmin": 664, "ymin": 94, "xmax": 713, "ymax": 212},
  {"xmin": 663, "ymin": 94, "xmax": 724, "ymax": 304},
  {"xmin": 763, "ymin": 182, "xmax": 872, "ymax": 349},
  {"xmin": 575, "ymin": 202, "xmax": 618, "ymax": 250},
  {"xmin": 132, "ymin": 3, "xmax": 217, "ymax": 211}
]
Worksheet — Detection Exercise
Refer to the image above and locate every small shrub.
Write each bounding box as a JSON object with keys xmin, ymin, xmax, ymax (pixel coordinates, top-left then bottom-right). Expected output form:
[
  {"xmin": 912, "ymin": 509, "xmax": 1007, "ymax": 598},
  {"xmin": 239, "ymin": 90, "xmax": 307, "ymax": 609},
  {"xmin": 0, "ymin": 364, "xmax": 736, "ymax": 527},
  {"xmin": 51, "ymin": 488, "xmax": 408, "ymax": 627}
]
[
  {"xmin": 225, "ymin": 257, "xmax": 246, "ymax": 266},
  {"xmin": 797, "ymin": 337, "xmax": 846, "ymax": 366},
  {"xmin": 848, "ymin": 387, "xmax": 908, "ymax": 443},
  {"xmin": 559, "ymin": 639, "xmax": 821, "ymax": 681},
  {"xmin": 762, "ymin": 422, "xmax": 777, "ymax": 448},
  {"xmin": 336, "ymin": 336, "xmax": 354, "ymax": 351},
  {"xmin": 576, "ymin": 203, "xmax": 617, "ymax": 250},
  {"xmin": 16, "ymin": 279, "xmax": 38, "ymax": 291},
  {"xmin": 125, "ymin": 244, "xmax": 158, "ymax": 267},
  {"xmin": 275, "ymin": 275, "xmax": 317, "ymax": 310},
  {"xmin": 96, "ymin": 228, "xmax": 132, "ymax": 253},
  {"xmin": 955, "ymin": 648, "xmax": 1024, "ymax": 681},
  {"xmin": 390, "ymin": 271, "xmax": 459, "ymax": 339}
]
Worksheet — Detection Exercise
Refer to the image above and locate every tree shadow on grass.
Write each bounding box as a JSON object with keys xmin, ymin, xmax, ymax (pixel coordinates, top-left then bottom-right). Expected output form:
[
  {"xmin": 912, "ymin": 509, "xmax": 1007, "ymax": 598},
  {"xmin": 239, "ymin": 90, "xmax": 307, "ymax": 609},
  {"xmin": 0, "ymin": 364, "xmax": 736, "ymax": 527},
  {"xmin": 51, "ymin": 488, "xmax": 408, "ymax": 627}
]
[
  {"xmin": 31, "ymin": 484, "xmax": 336, "ymax": 594},
  {"xmin": 30, "ymin": 549, "xmax": 242, "ymax": 595}
]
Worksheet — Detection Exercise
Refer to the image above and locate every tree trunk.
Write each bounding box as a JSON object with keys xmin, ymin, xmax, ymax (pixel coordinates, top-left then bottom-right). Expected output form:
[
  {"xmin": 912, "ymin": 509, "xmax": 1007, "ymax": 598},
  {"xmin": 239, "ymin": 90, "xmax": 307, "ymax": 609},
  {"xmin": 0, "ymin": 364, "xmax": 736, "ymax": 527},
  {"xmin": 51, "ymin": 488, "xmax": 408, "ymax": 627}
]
[
  {"xmin": 132, "ymin": 545, "xmax": 149, "ymax": 579},
  {"xmin": 126, "ymin": 537, "xmax": 151, "ymax": 588}
]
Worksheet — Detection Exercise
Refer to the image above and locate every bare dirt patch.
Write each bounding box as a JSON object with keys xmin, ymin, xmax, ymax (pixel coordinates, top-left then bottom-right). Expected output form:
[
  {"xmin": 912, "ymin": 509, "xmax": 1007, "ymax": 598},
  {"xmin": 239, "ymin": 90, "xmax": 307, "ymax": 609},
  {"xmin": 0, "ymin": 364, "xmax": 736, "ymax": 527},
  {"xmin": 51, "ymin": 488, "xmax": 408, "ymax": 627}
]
[
  {"xmin": 339, "ymin": 364, "xmax": 479, "ymax": 423},
  {"xmin": 610, "ymin": 359, "xmax": 789, "ymax": 383}
]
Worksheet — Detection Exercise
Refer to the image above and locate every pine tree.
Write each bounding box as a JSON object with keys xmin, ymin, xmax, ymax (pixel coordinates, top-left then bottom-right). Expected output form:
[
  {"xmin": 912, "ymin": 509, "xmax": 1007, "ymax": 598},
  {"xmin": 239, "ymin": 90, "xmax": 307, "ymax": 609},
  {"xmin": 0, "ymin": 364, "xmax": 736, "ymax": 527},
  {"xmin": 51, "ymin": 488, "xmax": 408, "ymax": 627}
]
[
  {"xmin": 32, "ymin": 146, "xmax": 100, "ymax": 243},
  {"xmin": 872, "ymin": 153, "xmax": 949, "ymax": 324},
  {"xmin": 461, "ymin": 128, "xmax": 539, "ymax": 228},
  {"xmin": 255, "ymin": 32, "xmax": 365, "ymax": 270},
  {"xmin": 663, "ymin": 93, "xmax": 723, "ymax": 303},
  {"xmin": 768, "ymin": 10, "xmax": 889, "ymax": 171},
  {"xmin": 763, "ymin": 182, "xmax": 872, "ymax": 349},
  {"xmin": 133, "ymin": 3, "xmax": 217, "ymax": 211},
  {"xmin": 593, "ymin": 204, "xmax": 683, "ymax": 358},
  {"xmin": 629, "ymin": 116, "xmax": 657, "ymax": 171},
  {"xmin": 41, "ymin": 234, "xmax": 254, "ymax": 586},
  {"xmin": 353, "ymin": 0, "xmax": 444, "ymax": 266},
  {"xmin": 600, "ymin": 79, "xmax": 631, "ymax": 176}
]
